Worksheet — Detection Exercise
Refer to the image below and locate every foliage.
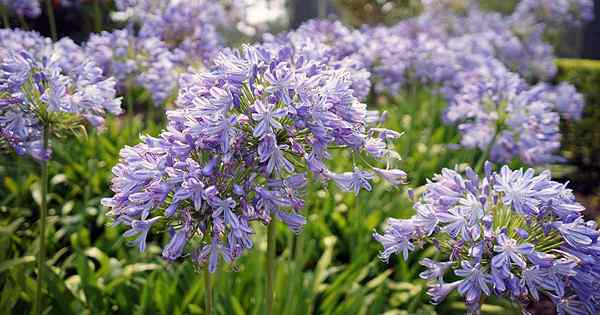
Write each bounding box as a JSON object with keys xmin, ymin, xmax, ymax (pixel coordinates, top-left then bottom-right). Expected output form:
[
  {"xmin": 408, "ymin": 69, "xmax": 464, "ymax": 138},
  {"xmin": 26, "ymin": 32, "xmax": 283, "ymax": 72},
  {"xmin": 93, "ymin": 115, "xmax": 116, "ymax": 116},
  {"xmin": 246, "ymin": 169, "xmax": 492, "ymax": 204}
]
[
  {"xmin": 332, "ymin": 0, "xmax": 520, "ymax": 27},
  {"xmin": 556, "ymin": 58, "xmax": 600, "ymax": 194},
  {"xmin": 477, "ymin": 0, "xmax": 519, "ymax": 14},
  {"xmin": 332, "ymin": 0, "xmax": 422, "ymax": 26}
]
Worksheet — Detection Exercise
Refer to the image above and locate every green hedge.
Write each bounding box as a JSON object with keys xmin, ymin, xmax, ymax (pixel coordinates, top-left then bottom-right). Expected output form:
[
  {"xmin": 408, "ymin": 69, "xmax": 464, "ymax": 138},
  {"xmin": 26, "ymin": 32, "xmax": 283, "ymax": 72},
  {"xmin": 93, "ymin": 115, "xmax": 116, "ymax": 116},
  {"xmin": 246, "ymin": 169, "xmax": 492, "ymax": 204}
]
[{"xmin": 556, "ymin": 58, "xmax": 600, "ymax": 193}]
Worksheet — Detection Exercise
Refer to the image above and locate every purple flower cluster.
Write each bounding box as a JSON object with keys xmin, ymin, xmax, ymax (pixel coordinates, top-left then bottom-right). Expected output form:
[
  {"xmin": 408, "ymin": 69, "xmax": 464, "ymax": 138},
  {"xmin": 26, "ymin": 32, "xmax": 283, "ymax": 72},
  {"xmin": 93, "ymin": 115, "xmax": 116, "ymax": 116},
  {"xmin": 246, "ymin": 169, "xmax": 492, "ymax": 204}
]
[
  {"xmin": 512, "ymin": 0, "xmax": 594, "ymax": 27},
  {"xmin": 442, "ymin": 62, "xmax": 562, "ymax": 165},
  {"xmin": 59, "ymin": 0, "xmax": 109, "ymax": 7},
  {"xmin": 364, "ymin": 4, "xmax": 557, "ymax": 86},
  {"xmin": 539, "ymin": 82, "xmax": 586, "ymax": 121},
  {"xmin": 84, "ymin": 1, "xmax": 232, "ymax": 105},
  {"xmin": 255, "ymin": 9, "xmax": 587, "ymax": 166},
  {"xmin": 0, "ymin": 29, "xmax": 50, "ymax": 58},
  {"xmin": 327, "ymin": 0, "xmax": 588, "ymax": 165},
  {"xmin": 0, "ymin": 44, "xmax": 122, "ymax": 159},
  {"xmin": 102, "ymin": 43, "xmax": 406, "ymax": 271},
  {"xmin": 415, "ymin": 0, "xmax": 594, "ymax": 81},
  {"xmin": 114, "ymin": 0, "xmax": 226, "ymax": 63},
  {"xmin": 1, "ymin": 0, "xmax": 41, "ymax": 18},
  {"xmin": 0, "ymin": 29, "xmax": 105, "ymax": 80},
  {"xmin": 374, "ymin": 163, "xmax": 600, "ymax": 314},
  {"xmin": 263, "ymin": 19, "xmax": 372, "ymax": 100},
  {"xmin": 85, "ymin": 29, "xmax": 180, "ymax": 105}
]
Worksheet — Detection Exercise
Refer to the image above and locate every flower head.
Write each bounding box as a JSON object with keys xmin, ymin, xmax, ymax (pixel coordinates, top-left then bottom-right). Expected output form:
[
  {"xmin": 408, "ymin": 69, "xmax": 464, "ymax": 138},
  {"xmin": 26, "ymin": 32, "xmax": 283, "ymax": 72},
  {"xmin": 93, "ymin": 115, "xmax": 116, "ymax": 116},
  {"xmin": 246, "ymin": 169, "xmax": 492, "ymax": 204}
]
[
  {"xmin": 2, "ymin": 0, "xmax": 41, "ymax": 18},
  {"xmin": 104, "ymin": 43, "xmax": 405, "ymax": 272},
  {"xmin": 375, "ymin": 163, "xmax": 600, "ymax": 314},
  {"xmin": 0, "ymin": 45, "xmax": 122, "ymax": 159}
]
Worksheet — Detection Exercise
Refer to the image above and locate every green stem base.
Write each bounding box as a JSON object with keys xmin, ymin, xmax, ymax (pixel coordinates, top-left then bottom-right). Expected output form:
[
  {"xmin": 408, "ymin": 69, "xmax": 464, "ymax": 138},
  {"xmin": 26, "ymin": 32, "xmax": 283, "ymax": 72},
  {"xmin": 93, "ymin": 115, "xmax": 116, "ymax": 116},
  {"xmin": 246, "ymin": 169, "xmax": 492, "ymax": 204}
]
[
  {"xmin": 203, "ymin": 267, "xmax": 213, "ymax": 315},
  {"xmin": 34, "ymin": 126, "xmax": 49, "ymax": 315},
  {"xmin": 266, "ymin": 215, "xmax": 276, "ymax": 315},
  {"xmin": 45, "ymin": 0, "xmax": 57, "ymax": 40}
]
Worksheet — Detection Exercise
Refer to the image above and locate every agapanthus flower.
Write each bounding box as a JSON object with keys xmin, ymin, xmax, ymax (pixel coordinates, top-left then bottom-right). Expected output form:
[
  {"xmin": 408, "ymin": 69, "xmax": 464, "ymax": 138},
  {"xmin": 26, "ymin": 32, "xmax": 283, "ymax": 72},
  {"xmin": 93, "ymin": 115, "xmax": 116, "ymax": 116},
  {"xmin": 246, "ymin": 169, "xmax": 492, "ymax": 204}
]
[
  {"xmin": 59, "ymin": 0, "xmax": 110, "ymax": 7},
  {"xmin": 112, "ymin": 0, "xmax": 228, "ymax": 66},
  {"xmin": 261, "ymin": 7, "xmax": 585, "ymax": 168},
  {"xmin": 512, "ymin": 0, "xmax": 594, "ymax": 27},
  {"xmin": 361, "ymin": 25, "xmax": 414, "ymax": 94},
  {"xmin": 85, "ymin": 29, "xmax": 180, "ymax": 105},
  {"xmin": 539, "ymin": 82, "xmax": 585, "ymax": 120},
  {"xmin": 1, "ymin": 0, "xmax": 41, "ymax": 18},
  {"xmin": 136, "ymin": 0, "xmax": 225, "ymax": 61},
  {"xmin": 50, "ymin": 37, "xmax": 89, "ymax": 76},
  {"xmin": 85, "ymin": 30, "xmax": 136, "ymax": 85},
  {"xmin": 263, "ymin": 19, "xmax": 372, "ymax": 100},
  {"xmin": 0, "ymin": 49, "xmax": 122, "ymax": 159},
  {"xmin": 1, "ymin": 29, "xmax": 110, "ymax": 83},
  {"xmin": 374, "ymin": 163, "xmax": 600, "ymax": 314},
  {"xmin": 361, "ymin": 0, "xmax": 563, "ymax": 91},
  {"xmin": 102, "ymin": 43, "xmax": 406, "ymax": 272},
  {"xmin": 0, "ymin": 29, "xmax": 49, "ymax": 59},
  {"xmin": 443, "ymin": 62, "xmax": 561, "ymax": 165}
]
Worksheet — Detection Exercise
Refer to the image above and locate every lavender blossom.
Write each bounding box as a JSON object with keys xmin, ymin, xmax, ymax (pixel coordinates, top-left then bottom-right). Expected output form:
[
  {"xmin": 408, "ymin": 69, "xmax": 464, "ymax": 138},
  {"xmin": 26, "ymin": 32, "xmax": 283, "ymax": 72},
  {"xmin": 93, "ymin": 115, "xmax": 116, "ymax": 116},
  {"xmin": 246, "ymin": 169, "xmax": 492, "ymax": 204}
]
[
  {"xmin": 362, "ymin": 0, "xmax": 568, "ymax": 89},
  {"xmin": 263, "ymin": 19, "xmax": 372, "ymax": 100},
  {"xmin": 103, "ymin": 43, "xmax": 406, "ymax": 272},
  {"xmin": 85, "ymin": 30, "xmax": 180, "ymax": 105},
  {"xmin": 443, "ymin": 62, "xmax": 561, "ymax": 165},
  {"xmin": 375, "ymin": 163, "xmax": 600, "ymax": 314},
  {"xmin": 2, "ymin": 0, "xmax": 41, "ymax": 18},
  {"xmin": 0, "ymin": 49, "xmax": 122, "ymax": 159},
  {"xmin": 111, "ymin": 0, "xmax": 228, "ymax": 66},
  {"xmin": 0, "ymin": 29, "xmax": 49, "ymax": 59},
  {"xmin": 539, "ymin": 82, "xmax": 586, "ymax": 120},
  {"xmin": 512, "ymin": 0, "xmax": 594, "ymax": 27}
]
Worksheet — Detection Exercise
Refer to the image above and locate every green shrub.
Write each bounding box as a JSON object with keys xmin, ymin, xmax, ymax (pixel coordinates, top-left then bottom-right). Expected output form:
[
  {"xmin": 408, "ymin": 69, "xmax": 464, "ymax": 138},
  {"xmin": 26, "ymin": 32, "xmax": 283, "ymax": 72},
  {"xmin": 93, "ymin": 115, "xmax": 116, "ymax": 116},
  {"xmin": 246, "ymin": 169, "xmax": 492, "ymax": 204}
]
[{"xmin": 556, "ymin": 58, "xmax": 600, "ymax": 194}]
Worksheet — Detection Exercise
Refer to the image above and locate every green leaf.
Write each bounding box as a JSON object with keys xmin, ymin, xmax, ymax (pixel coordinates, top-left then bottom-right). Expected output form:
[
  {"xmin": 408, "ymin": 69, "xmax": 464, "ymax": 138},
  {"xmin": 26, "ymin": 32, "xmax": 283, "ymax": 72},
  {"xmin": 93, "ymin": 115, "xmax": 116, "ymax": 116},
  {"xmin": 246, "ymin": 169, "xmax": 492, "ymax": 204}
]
[
  {"xmin": 0, "ymin": 256, "xmax": 35, "ymax": 273},
  {"xmin": 0, "ymin": 218, "xmax": 24, "ymax": 236}
]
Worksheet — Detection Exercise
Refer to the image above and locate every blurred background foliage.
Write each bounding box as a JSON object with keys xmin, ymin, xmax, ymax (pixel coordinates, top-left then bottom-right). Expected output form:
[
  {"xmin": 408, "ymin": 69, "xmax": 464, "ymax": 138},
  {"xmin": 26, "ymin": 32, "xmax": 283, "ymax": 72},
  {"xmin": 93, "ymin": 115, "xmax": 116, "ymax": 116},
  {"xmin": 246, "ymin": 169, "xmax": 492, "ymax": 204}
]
[
  {"xmin": 331, "ymin": 0, "xmax": 589, "ymax": 57},
  {"xmin": 555, "ymin": 59, "xmax": 600, "ymax": 213},
  {"xmin": 333, "ymin": 0, "xmax": 422, "ymax": 26},
  {"xmin": 1, "ymin": 0, "xmax": 600, "ymax": 314}
]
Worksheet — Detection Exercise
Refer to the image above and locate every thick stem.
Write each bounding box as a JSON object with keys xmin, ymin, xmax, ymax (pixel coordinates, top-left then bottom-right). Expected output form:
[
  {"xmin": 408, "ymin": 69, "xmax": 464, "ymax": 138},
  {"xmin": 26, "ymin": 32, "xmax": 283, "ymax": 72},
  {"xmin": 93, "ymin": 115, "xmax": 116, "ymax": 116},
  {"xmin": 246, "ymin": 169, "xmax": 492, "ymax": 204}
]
[
  {"xmin": 203, "ymin": 267, "xmax": 213, "ymax": 315},
  {"xmin": 45, "ymin": 0, "xmax": 57, "ymax": 41},
  {"xmin": 148, "ymin": 103, "xmax": 155, "ymax": 128},
  {"xmin": 93, "ymin": 0, "xmax": 102, "ymax": 33},
  {"xmin": 34, "ymin": 125, "xmax": 49, "ymax": 315},
  {"xmin": 126, "ymin": 88, "xmax": 135, "ymax": 142},
  {"xmin": 1, "ymin": 6, "xmax": 9, "ymax": 28},
  {"xmin": 475, "ymin": 131, "xmax": 498, "ymax": 173},
  {"xmin": 366, "ymin": 82, "xmax": 376, "ymax": 107},
  {"xmin": 17, "ymin": 14, "xmax": 28, "ymax": 30},
  {"xmin": 126, "ymin": 88, "xmax": 134, "ymax": 118},
  {"xmin": 266, "ymin": 215, "xmax": 276, "ymax": 315}
]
